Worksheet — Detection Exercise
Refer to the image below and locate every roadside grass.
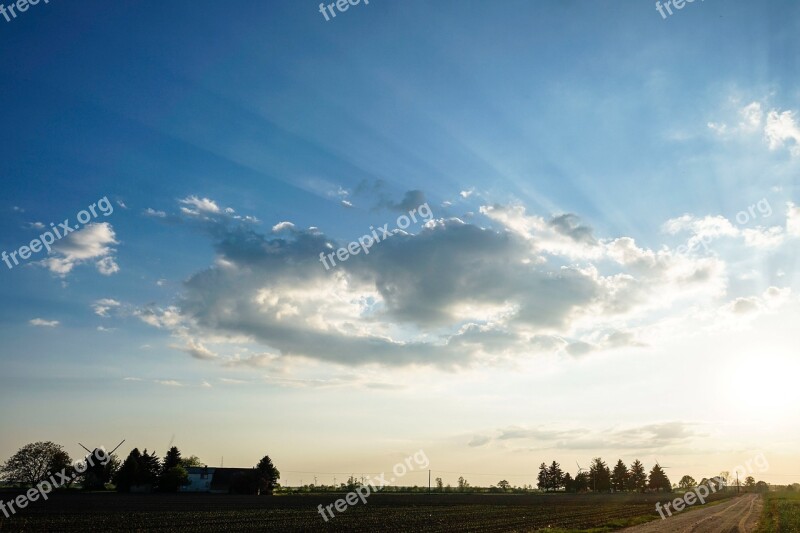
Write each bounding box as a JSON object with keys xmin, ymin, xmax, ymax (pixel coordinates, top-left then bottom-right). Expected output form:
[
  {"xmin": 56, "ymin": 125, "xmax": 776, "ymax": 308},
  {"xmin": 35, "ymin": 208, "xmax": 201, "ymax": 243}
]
[{"xmin": 758, "ymin": 491, "xmax": 800, "ymax": 532}]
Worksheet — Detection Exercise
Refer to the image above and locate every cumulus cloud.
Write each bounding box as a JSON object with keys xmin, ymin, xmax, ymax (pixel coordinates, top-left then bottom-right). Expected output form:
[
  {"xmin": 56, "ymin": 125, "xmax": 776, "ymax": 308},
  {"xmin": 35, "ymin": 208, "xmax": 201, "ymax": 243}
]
[
  {"xmin": 663, "ymin": 205, "xmax": 784, "ymax": 251},
  {"xmin": 710, "ymin": 101, "xmax": 800, "ymax": 157},
  {"xmin": 131, "ymin": 197, "xmax": 750, "ymax": 370},
  {"xmin": 272, "ymin": 221, "xmax": 296, "ymax": 233},
  {"xmin": 723, "ymin": 286, "xmax": 792, "ymax": 318},
  {"xmin": 179, "ymin": 196, "xmax": 221, "ymax": 216},
  {"xmin": 765, "ymin": 109, "xmax": 800, "ymax": 156},
  {"xmin": 40, "ymin": 223, "xmax": 119, "ymax": 276}
]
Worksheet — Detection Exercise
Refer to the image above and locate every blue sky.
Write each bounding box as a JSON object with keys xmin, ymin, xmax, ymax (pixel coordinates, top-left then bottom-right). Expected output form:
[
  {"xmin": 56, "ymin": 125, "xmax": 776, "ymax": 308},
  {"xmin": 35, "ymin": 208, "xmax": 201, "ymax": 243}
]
[{"xmin": 1, "ymin": 0, "xmax": 799, "ymax": 486}]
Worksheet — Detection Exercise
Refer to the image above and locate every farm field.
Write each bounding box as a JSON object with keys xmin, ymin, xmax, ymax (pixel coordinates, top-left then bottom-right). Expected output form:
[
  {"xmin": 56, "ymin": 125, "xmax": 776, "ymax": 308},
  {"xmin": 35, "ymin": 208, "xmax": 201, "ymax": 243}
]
[
  {"xmin": 0, "ymin": 491, "xmax": 734, "ymax": 532},
  {"xmin": 757, "ymin": 491, "xmax": 800, "ymax": 532}
]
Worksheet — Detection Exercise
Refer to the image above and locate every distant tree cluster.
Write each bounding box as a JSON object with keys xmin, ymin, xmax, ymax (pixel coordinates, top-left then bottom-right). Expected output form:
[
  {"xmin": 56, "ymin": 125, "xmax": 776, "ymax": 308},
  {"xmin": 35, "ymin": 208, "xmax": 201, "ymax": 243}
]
[
  {"xmin": 535, "ymin": 458, "xmax": 671, "ymax": 493},
  {"xmin": 0, "ymin": 441, "xmax": 118, "ymax": 490},
  {"xmin": 113, "ymin": 446, "xmax": 280, "ymax": 495},
  {"xmin": 0, "ymin": 442, "xmax": 279, "ymax": 495}
]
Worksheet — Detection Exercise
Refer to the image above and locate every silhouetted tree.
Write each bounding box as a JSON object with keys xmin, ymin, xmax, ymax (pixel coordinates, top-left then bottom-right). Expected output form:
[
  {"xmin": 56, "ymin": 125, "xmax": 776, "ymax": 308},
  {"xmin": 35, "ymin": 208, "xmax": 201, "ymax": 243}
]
[
  {"xmin": 589, "ymin": 457, "xmax": 611, "ymax": 492},
  {"xmin": 113, "ymin": 449, "xmax": 141, "ymax": 492},
  {"xmin": 1, "ymin": 442, "xmax": 71, "ymax": 486},
  {"xmin": 180, "ymin": 455, "xmax": 204, "ymax": 468},
  {"xmin": 648, "ymin": 464, "xmax": 671, "ymax": 492},
  {"xmin": 744, "ymin": 476, "xmax": 756, "ymax": 491},
  {"xmin": 611, "ymin": 460, "xmax": 628, "ymax": 492},
  {"xmin": 158, "ymin": 447, "xmax": 184, "ymax": 492},
  {"xmin": 679, "ymin": 475, "xmax": 697, "ymax": 489},
  {"xmin": 627, "ymin": 460, "xmax": 647, "ymax": 492},
  {"xmin": 458, "ymin": 476, "xmax": 469, "ymax": 491},
  {"xmin": 497, "ymin": 480, "xmax": 510, "ymax": 491},
  {"xmin": 563, "ymin": 472, "xmax": 574, "ymax": 492},
  {"xmin": 548, "ymin": 461, "xmax": 564, "ymax": 491},
  {"xmin": 140, "ymin": 450, "xmax": 161, "ymax": 486},
  {"xmin": 435, "ymin": 477, "xmax": 443, "ymax": 491},
  {"xmin": 255, "ymin": 456, "xmax": 280, "ymax": 495},
  {"xmin": 574, "ymin": 471, "xmax": 590, "ymax": 492},
  {"xmin": 159, "ymin": 466, "xmax": 189, "ymax": 492},
  {"xmin": 537, "ymin": 463, "xmax": 548, "ymax": 491},
  {"xmin": 113, "ymin": 448, "xmax": 160, "ymax": 492},
  {"xmin": 81, "ymin": 449, "xmax": 116, "ymax": 491}
]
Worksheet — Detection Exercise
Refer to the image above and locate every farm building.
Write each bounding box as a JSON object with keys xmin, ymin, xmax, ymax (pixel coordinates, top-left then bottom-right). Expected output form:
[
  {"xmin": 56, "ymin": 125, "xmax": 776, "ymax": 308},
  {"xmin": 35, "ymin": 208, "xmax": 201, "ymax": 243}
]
[{"xmin": 182, "ymin": 467, "xmax": 254, "ymax": 493}]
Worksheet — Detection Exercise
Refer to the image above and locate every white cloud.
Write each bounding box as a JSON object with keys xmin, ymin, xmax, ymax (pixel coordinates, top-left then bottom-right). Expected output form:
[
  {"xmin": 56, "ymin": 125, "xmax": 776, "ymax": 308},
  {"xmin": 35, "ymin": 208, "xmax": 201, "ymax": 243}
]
[
  {"xmin": 172, "ymin": 339, "xmax": 218, "ymax": 361},
  {"xmin": 787, "ymin": 202, "xmax": 800, "ymax": 237},
  {"xmin": 663, "ymin": 212, "xmax": 785, "ymax": 250},
  {"xmin": 765, "ymin": 109, "xmax": 800, "ymax": 156},
  {"xmin": 133, "ymin": 198, "xmax": 747, "ymax": 369},
  {"xmin": 272, "ymin": 221, "xmax": 296, "ymax": 233},
  {"xmin": 40, "ymin": 223, "xmax": 119, "ymax": 276},
  {"xmin": 96, "ymin": 257, "xmax": 120, "ymax": 275},
  {"xmin": 144, "ymin": 208, "xmax": 167, "ymax": 218},
  {"xmin": 179, "ymin": 196, "xmax": 221, "ymax": 216},
  {"xmin": 154, "ymin": 380, "xmax": 183, "ymax": 387},
  {"xmin": 92, "ymin": 298, "xmax": 121, "ymax": 317},
  {"xmin": 29, "ymin": 318, "xmax": 59, "ymax": 327}
]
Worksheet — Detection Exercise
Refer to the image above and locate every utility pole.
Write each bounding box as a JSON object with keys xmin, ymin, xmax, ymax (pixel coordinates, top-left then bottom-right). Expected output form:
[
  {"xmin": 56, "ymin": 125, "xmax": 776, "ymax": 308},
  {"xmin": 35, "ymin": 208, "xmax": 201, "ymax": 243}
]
[
  {"xmin": 737, "ymin": 472, "xmax": 740, "ymax": 494},
  {"xmin": 428, "ymin": 470, "xmax": 431, "ymax": 493}
]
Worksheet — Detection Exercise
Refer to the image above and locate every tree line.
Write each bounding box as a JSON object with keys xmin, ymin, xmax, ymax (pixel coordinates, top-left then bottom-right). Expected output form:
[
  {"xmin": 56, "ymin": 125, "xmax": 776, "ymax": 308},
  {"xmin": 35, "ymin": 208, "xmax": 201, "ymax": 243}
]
[
  {"xmin": 537, "ymin": 458, "xmax": 670, "ymax": 492},
  {"xmin": 0, "ymin": 442, "xmax": 279, "ymax": 495}
]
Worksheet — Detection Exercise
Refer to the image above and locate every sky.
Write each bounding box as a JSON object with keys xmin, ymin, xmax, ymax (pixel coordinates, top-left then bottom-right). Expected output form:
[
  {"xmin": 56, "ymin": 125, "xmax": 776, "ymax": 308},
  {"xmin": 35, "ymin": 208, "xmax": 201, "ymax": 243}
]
[{"xmin": 0, "ymin": 0, "xmax": 798, "ymax": 488}]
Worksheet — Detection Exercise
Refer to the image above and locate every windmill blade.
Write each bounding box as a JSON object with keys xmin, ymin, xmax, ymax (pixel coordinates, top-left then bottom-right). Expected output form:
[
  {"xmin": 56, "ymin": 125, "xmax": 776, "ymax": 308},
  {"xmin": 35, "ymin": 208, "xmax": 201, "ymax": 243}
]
[
  {"xmin": 78, "ymin": 443, "xmax": 92, "ymax": 454},
  {"xmin": 109, "ymin": 439, "xmax": 126, "ymax": 455}
]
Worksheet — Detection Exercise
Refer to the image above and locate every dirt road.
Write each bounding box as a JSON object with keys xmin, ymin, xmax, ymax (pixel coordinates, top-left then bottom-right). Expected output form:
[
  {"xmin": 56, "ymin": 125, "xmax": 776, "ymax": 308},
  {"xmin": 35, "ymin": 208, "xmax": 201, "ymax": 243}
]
[{"xmin": 624, "ymin": 493, "xmax": 762, "ymax": 533}]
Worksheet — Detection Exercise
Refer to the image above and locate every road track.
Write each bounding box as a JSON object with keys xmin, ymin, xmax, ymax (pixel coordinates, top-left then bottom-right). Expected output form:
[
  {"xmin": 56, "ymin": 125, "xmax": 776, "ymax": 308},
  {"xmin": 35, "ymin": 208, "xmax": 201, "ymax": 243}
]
[{"xmin": 623, "ymin": 493, "xmax": 761, "ymax": 533}]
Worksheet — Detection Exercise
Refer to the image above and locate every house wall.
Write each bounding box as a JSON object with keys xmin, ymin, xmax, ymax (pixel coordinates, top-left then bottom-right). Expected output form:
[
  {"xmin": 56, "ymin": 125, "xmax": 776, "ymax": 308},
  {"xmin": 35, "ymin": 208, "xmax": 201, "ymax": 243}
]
[{"xmin": 181, "ymin": 468, "xmax": 215, "ymax": 492}]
